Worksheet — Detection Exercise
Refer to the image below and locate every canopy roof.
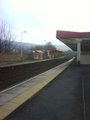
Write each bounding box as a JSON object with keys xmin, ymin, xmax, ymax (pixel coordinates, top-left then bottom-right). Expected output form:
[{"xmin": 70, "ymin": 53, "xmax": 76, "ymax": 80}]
[
  {"xmin": 56, "ymin": 30, "xmax": 90, "ymax": 39},
  {"xmin": 56, "ymin": 30, "xmax": 90, "ymax": 51}
]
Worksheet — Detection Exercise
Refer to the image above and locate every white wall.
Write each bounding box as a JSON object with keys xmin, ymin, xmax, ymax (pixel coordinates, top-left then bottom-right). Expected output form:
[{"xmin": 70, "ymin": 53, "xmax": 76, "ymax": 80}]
[{"xmin": 81, "ymin": 54, "xmax": 90, "ymax": 64}]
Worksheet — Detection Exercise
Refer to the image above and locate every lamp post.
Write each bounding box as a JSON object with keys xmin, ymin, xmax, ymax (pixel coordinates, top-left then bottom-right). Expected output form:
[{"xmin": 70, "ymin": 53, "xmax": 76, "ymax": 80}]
[{"xmin": 21, "ymin": 31, "xmax": 27, "ymax": 61}]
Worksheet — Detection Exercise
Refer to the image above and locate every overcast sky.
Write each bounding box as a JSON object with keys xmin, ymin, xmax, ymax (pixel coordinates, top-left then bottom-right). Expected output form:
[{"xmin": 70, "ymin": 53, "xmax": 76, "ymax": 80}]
[{"xmin": 0, "ymin": 0, "xmax": 90, "ymax": 47}]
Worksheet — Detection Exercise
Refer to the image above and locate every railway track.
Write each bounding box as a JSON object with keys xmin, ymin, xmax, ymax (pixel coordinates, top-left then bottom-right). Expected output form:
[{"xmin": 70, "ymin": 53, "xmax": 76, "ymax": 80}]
[{"xmin": 0, "ymin": 56, "xmax": 71, "ymax": 91}]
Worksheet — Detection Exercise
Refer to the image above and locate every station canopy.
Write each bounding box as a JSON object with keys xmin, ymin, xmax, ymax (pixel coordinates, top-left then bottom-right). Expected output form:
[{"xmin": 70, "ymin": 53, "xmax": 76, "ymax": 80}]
[{"xmin": 56, "ymin": 30, "xmax": 90, "ymax": 51}]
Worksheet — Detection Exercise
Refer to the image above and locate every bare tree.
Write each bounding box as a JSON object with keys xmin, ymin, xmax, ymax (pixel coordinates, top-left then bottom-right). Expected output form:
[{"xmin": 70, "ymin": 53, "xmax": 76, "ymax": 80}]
[
  {"xmin": 44, "ymin": 41, "xmax": 56, "ymax": 50},
  {"xmin": 0, "ymin": 20, "xmax": 15, "ymax": 54},
  {"xmin": 34, "ymin": 45, "xmax": 43, "ymax": 50}
]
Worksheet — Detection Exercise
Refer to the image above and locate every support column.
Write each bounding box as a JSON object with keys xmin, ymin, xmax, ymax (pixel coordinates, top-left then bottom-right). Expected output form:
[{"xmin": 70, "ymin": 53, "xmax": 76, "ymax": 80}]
[{"xmin": 76, "ymin": 39, "xmax": 82, "ymax": 65}]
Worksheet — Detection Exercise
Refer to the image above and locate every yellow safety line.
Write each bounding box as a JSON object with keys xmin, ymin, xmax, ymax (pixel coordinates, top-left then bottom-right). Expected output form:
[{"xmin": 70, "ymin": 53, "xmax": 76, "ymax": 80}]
[{"xmin": 0, "ymin": 61, "xmax": 71, "ymax": 120}]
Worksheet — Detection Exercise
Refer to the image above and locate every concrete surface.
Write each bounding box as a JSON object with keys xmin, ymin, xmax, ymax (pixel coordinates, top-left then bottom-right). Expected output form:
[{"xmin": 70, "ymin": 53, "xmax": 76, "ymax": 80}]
[
  {"xmin": 0, "ymin": 58, "xmax": 74, "ymax": 120},
  {"xmin": 4, "ymin": 64, "xmax": 90, "ymax": 120}
]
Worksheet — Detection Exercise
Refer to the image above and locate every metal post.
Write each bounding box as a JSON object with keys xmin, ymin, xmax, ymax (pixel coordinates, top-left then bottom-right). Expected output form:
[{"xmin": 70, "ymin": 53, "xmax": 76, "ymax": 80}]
[
  {"xmin": 21, "ymin": 32, "xmax": 23, "ymax": 60},
  {"xmin": 76, "ymin": 39, "xmax": 82, "ymax": 65},
  {"xmin": 20, "ymin": 31, "xmax": 27, "ymax": 61}
]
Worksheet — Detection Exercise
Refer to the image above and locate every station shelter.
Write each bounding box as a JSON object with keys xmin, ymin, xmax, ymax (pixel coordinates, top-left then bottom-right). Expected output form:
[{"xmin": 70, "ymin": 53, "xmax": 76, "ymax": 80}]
[{"xmin": 56, "ymin": 30, "xmax": 90, "ymax": 64}]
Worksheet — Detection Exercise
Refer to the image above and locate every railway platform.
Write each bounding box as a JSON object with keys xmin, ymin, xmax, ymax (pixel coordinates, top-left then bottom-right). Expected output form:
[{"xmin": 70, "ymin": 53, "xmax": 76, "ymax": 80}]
[
  {"xmin": 4, "ymin": 61, "xmax": 90, "ymax": 120},
  {"xmin": 0, "ymin": 58, "xmax": 73, "ymax": 120}
]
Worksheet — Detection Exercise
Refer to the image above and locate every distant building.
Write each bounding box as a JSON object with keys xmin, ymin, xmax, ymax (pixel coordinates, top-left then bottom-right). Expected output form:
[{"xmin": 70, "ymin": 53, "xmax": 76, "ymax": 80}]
[
  {"xmin": 33, "ymin": 48, "xmax": 64, "ymax": 60},
  {"xmin": 43, "ymin": 48, "xmax": 63, "ymax": 59},
  {"xmin": 33, "ymin": 50, "xmax": 43, "ymax": 60}
]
